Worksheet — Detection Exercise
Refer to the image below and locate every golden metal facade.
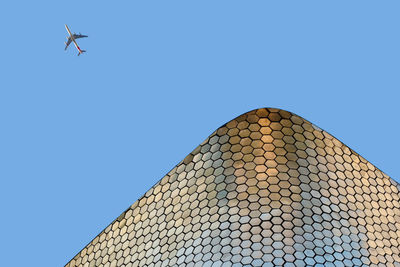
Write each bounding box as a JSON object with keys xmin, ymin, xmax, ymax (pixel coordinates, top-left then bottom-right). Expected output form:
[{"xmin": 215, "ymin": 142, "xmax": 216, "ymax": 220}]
[{"xmin": 66, "ymin": 108, "xmax": 400, "ymax": 267}]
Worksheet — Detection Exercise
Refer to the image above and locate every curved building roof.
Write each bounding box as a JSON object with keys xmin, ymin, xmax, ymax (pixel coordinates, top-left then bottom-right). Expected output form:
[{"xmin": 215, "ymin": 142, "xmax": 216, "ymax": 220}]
[{"xmin": 66, "ymin": 108, "xmax": 400, "ymax": 267}]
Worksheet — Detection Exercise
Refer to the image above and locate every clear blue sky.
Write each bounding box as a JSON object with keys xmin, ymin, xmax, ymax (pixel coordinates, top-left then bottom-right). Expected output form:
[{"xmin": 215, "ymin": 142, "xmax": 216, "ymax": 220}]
[{"xmin": 1, "ymin": 1, "xmax": 399, "ymax": 266}]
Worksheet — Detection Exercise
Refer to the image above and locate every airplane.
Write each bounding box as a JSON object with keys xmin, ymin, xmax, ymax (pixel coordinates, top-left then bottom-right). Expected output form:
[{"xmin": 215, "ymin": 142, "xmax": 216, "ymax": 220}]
[{"xmin": 65, "ymin": 24, "xmax": 87, "ymax": 56}]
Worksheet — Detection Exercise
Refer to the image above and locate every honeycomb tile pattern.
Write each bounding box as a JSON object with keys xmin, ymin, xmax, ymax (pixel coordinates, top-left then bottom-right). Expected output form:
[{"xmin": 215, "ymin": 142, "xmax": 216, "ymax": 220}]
[{"xmin": 66, "ymin": 108, "xmax": 400, "ymax": 267}]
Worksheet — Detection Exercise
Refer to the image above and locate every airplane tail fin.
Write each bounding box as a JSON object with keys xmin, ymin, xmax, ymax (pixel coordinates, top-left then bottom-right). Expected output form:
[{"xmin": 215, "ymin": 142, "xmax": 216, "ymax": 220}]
[{"xmin": 78, "ymin": 50, "xmax": 86, "ymax": 56}]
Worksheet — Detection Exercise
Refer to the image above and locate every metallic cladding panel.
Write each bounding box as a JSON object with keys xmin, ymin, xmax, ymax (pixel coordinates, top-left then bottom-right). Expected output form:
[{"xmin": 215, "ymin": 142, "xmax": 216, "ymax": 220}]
[{"xmin": 66, "ymin": 108, "xmax": 400, "ymax": 267}]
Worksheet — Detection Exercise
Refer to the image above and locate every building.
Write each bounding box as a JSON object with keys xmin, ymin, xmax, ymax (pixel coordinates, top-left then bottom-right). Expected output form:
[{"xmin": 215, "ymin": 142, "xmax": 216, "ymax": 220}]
[{"xmin": 66, "ymin": 108, "xmax": 400, "ymax": 267}]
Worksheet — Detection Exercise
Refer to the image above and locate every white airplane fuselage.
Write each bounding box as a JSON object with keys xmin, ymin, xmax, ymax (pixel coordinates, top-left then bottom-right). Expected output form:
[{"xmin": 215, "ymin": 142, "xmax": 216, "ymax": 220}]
[{"xmin": 65, "ymin": 24, "xmax": 85, "ymax": 55}]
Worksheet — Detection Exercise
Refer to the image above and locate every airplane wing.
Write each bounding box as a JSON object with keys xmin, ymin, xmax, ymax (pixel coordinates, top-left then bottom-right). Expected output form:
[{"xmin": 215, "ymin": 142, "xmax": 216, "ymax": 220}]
[
  {"xmin": 64, "ymin": 37, "xmax": 72, "ymax": 50},
  {"xmin": 73, "ymin": 34, "xmax": 88, "ymax": 39}
]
